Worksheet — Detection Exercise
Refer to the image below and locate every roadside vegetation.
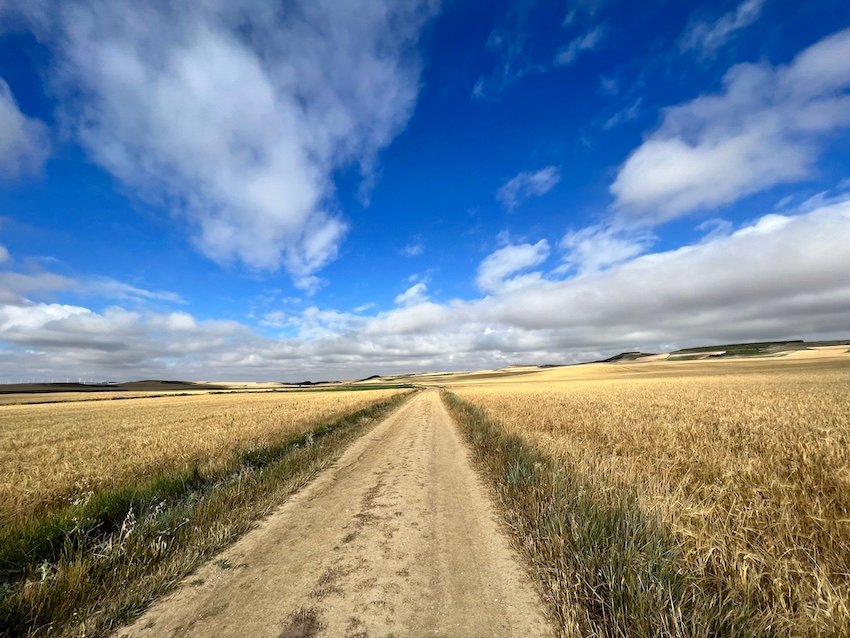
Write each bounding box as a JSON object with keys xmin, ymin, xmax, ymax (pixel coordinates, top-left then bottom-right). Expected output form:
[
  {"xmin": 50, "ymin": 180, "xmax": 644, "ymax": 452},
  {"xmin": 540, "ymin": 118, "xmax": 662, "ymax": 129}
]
[
  {"xmin": 0, "ymin": 389, "xmax": 411, "ymax": 637},
  {"xmin": 445, "ymin": 364, "xmax": 850, "ymax": 637}
]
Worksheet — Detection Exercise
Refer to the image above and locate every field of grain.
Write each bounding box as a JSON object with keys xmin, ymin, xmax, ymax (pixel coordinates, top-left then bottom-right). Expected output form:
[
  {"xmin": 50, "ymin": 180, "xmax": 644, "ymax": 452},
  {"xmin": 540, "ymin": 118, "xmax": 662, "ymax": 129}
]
[
  {"xmin": 0, "ymin": 389, "xmax": 404, "ymax": 525},
  {"xmin": 451, "ymin": 354, "xmax": 850, "ymax": 636},
  {"xmin": 0, "ymin": 390, "xmax": 216, "ymax": 406}
]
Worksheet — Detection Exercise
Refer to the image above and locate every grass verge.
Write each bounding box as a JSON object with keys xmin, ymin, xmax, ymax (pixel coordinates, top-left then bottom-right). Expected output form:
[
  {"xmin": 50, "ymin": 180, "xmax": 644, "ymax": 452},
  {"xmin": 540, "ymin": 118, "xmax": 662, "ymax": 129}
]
[
  {"xmin": 0, "ymin": 391, "xmax": 412, "ymax": 637},
  {"xmin": 442, "ymin": 391, "xmax": 758, "ymax": 638}
]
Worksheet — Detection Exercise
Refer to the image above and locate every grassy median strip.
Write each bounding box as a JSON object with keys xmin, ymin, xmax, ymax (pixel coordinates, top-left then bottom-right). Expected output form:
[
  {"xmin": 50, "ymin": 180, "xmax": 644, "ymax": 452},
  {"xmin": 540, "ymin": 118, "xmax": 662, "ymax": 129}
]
[
  {"xmin": 0, "ymin": 391, "xmax": 412, "ymax": 638},
  {"xmin": 442, "ymin": 391, "xmax": 757, "ymax": 638}
]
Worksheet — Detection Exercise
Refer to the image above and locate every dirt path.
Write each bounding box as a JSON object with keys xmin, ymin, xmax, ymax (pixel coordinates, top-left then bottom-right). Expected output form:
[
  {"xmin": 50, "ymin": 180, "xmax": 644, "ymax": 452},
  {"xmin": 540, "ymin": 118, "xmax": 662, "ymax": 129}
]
[{"xmin": 115, "ymin": 391, "xmax": 552, "ymax": 638}]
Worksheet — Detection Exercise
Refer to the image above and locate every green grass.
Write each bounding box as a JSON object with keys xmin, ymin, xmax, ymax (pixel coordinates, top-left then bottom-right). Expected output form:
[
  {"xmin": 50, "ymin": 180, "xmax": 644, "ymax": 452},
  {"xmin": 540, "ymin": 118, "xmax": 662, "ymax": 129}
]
[
  {"xmin": 0, "ymin": 391, "xmax": 411, "ymax": 638},
  {"xmin": 672, "ymin": 341, "xmax": 804, "ymax": 355},
  {"xmin": 442, "ymin": 391, "xmax": 758, "ymax": 638}
]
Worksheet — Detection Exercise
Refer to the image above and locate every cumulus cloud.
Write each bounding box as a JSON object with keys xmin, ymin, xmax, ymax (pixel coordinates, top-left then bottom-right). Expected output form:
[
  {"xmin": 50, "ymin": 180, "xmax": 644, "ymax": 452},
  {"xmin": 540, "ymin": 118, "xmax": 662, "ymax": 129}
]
[
  {"xmin": 680, "ymin": 0, "xmax": 766, "ymax": 57},
  {"xmin": 497, "ymin": 166, "xmax": 560, "ymax": 210},
  {"xmin": 612, "ymin": 28, "xmax": 850, "ymax": 223},
  {"xmin": 0, "ymin": 245, "xmax": 9, "ymax": 263},
  {"xmin": 0, "ymin": 78, "xmax": 49, "ymax": 179},
  {"xmin": 0, "ymin": 302, "xmax": 90, "ymax": 332},
  {"xmin": 554, "ymin": 24, "xmax": 606, "ymax": 66},
  {"xmin": 476, "ymin": 240, "xmax": 549, "ymax": 294},
  {"xmin": 10, "ymin": 0, "xmax": 437, "ymax": 286},
  {"xmin": 495, "ymin": 202, "xmax": 850, "ymax": 338},
  {"xmin": 364, "ymin": 301, "xmax": 450, "ymax": 337}
]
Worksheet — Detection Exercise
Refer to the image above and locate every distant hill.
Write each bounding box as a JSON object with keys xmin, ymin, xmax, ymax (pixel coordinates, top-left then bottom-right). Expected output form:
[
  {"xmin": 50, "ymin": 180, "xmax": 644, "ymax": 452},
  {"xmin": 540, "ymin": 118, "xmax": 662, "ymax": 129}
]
[
  {"xmin": 600, "ymin": 351, "xmax": 657, "ymax": 362},
  {"xmin": 669, "ymin": 339, "xmax": 849, "ymax": 359}
]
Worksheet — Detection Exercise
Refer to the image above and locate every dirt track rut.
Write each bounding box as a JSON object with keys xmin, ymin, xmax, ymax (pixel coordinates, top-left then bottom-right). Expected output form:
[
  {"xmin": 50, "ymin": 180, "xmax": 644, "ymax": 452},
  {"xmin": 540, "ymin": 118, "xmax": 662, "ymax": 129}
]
[{"xmin": 116, "ymin": 390, "xmax": 552, "ymax": 637}]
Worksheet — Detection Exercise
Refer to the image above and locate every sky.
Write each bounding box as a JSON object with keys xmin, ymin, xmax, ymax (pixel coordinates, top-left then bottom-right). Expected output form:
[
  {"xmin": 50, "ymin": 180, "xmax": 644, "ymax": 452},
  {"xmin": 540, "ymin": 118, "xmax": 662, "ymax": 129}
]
[{"xmin": 0, "ymin": 0, "xmax": 849, "ymax": 382}]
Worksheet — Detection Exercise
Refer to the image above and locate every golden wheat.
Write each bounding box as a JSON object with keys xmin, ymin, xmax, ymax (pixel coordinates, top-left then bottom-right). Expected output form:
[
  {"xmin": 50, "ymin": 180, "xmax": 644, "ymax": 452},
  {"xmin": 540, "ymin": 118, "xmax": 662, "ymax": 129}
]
[
  {"xmin": 0, "ymin": 390, "xmax": 213, "ymax": 406},
  {"xmin": 0, "ymin": 389, "xmax": 403, "ymax": 524},
  {"xmin": 454, "ymin": 357, "xmax": 850, "ymax": 635}
]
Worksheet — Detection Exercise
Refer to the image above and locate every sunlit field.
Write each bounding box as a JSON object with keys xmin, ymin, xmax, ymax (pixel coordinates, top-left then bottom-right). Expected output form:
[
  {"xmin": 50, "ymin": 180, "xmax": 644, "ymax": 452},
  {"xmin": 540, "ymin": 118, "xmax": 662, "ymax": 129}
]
[
  {"xmin": 0, "ymin": 388, "xmax": 410, "ymax": 637},
  {"xmin": 449, "ymin": 350, "xmax": 850, "ymax": 636},
  {"xmin": 0, "ymin": 389, "xmax": 404, "ymax": 526},
  {"xmin": 0, "ymin": 390, "xmax": 214, "ymax": 406}
]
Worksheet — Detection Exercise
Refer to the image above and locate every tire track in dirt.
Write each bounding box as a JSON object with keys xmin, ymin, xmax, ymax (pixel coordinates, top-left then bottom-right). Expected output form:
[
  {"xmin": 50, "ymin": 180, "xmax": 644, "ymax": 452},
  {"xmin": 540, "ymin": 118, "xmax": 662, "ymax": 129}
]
[{"xmin": 115, "ymin": 391, "xmax": 552, "ymax": 638}]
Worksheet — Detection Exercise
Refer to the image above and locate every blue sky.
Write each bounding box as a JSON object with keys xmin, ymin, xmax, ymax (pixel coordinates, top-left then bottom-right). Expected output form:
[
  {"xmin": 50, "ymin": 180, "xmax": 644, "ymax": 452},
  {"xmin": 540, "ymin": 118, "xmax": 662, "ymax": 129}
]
[{"xmin": 1, "ymin": 0, "xmax": 849, "ymax": 381}]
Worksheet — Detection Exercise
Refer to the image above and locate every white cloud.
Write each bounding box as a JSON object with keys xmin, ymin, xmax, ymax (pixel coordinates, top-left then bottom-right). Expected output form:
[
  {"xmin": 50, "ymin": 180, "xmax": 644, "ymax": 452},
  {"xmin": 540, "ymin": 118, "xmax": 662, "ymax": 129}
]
[
  {"xmin": 2, "ymin": 200, "xmax": 850, "ymax": 381},
  {"xmin": 562, "ymin": 0, "xmax": 606, "ymax": 27},
  {"xmin": 497, "ymin": 166, "xmax": 560, "ymax": 210},
  {"xmin": 150, "ymin": 311, "xmax": 197, "ymax": 332},
  {"xmin": 286, "ymin": 306, "xmax": 366, "ymax": 341},
  {"xmin": 559, "ymin": 225, "xmax": 655, "ymax": 273},
  {"xmin": 401, "ymin": 241, "xmax": 424, "ymax": 257},
  {"xmin": 364, "ymin": 301, "xmax": 450, "ymax": 336},
  {"xmin": 472, "ymin": 10, "xmax": 544, "ymax": 100},
  {"xmin": 696, "ymin": 218, "xmax": 733, "ymax": 241},
  {"xmin": 481, "ymin": 201, "xmax": 850, "ymax": 339},
  {"xmin": 0, "ymin": 302, "xmax": 251, "ymax": 374},
  {"xmin": 554, "ymin": 24, "xmax": 606, "ymax": 66},
  {"xmin": 0, "ymin": 270, "xmax": 73, "ymax": 304},
  {"xmin": 680, "ymin": 0, "xmax": 766, "ymax": 57},
  {"xmin": 395, "ymin": 282, "xmax": 429, "ymax": 306},
  {"xmin": 0, "ymin": 260, "xmax": 186, "ymax": 308},
  {"xmin": 353, "ymin": 302, "xmax": 376, "ymax": 314},
  {"xmin": 562, "ymin": 9, "xmax": 579, "ymax": 27},
  {"xmin": 476, "ymin": 240, "xmax": 549, "ymax": 293},
  {"xmin": 598, "ymin": 74, "xmax": 620, "ymax": 96},
  {"xmin": 603, "ymin": 97, "xmax": 643, "ymax": 129},
  {"xmin": 0, "ymin": 245, "xmax": 8, "ymax": 263},
  {"xmin": 0, "ymin": 78, "xmax": 49, "ymax": 179},
  {"xmin": 78, "ymin": 277, "xmax": 185, "ymax": 305},
  {"xmin": 11, "ymin": 1, "xmax": 437, "ymax": 286},
  {"xmin": 612, "ymin": 28, "xmax": 850, "ymax": 223},
  {"xmin": 259, "ymin": 310, "xmax": 289, "ymax": 329},
  {"xmin": 0, "ymin": 302, "xmax": 90, "ymax": 332}
]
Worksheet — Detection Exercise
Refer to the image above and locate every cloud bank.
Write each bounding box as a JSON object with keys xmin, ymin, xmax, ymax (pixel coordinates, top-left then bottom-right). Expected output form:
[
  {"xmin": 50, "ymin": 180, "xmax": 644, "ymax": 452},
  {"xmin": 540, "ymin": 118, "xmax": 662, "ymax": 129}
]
[{"xmin": 2, "ymin": 199, "xmax": 848, "ymax": 381}]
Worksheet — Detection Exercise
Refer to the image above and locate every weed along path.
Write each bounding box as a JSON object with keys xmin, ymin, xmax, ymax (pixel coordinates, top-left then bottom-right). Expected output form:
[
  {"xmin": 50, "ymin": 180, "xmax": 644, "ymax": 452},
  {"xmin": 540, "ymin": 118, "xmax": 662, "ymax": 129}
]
[{"xmin": 115, "ymin": 390, "xmax": 552, "ymax": 638}]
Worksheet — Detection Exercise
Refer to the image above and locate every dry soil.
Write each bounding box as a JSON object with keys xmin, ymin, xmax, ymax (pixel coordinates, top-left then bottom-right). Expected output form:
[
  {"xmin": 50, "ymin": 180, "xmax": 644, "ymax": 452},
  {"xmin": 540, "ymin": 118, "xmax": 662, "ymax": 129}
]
[{"xmin": 114, "ymin": 390, "xmax": 552, "ymax": 638}]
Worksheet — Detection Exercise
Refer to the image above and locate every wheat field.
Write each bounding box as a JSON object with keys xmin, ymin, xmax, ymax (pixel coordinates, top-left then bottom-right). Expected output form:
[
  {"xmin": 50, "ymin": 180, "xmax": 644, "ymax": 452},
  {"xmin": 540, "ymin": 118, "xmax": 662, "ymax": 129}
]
[
  {"xmin": 0, "ymin": 390, "xmax": 212, "ymax": 406},
  {"xmin": 452, "ymin": 355, "xmax": 850, "ymax": 636},
  {"xmin": 0, "ymin": 389, "xmax": 404, "ymax": 525}
]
